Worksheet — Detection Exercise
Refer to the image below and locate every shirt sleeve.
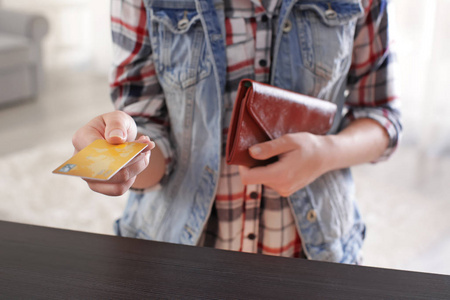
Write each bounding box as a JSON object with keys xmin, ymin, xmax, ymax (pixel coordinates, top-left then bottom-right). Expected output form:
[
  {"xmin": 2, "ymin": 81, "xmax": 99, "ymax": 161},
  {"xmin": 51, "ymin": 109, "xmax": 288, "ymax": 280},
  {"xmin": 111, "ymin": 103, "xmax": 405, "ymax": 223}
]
[
  {"xmin": 110, "ymin": 0, "xmax": 174, "ymax": 178},
  {"xmin": 342, "ymin": 0, "xmax": 402, "ymax": 162}
]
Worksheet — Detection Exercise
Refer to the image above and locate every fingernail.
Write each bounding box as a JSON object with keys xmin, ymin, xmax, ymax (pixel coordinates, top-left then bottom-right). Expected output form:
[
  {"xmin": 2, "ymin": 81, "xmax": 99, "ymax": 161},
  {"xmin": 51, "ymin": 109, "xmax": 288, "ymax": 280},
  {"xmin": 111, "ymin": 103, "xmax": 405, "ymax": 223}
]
[
  {"xmin": 109, "ymin": 129, "xmax": 124, "ymax": 139},
  {"xmin": 250, "ymin": 146, "xmax": 261, "ymax": 155}
]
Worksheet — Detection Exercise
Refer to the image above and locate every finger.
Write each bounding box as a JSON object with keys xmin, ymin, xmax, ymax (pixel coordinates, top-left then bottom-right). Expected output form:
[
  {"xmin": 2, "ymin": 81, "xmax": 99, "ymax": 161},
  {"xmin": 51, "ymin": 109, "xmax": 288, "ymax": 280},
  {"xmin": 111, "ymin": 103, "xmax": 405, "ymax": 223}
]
[
  {"xmin": 103, "ymin": 111, "xmax": 137, "ymax": 144},
  {"xmin": 136, "ymin": 135, "xmax": 156, "ymax": 153},
  {"xmin": 85, "ymin": 177, "xmax": 136, "ymax": 197},
  {"xmin": 239, "ymin": 163, "xmax": 281, "ymax": 186},
  {"xmin": 84, "ymin": 151, "xmax": 150, "ymax": 185},
  {"xmin": 72, "ymin": 111, "xmax": 134, "ymax": 152},
  {"xmin": 109, "ymin": 150, "xmax": 151, "ymax": 184},
  {"xmin": 72, "ymin": 116, "xmax": 106, "ymax": 153},
  {"xmin": 248, "ymin": 134, "xmax": 297, "ymax": 160},
  {"xmin": 123, "ymin": 148, "xmax": 150, "ymax": 168},
  {"xmin": 239, "ymin": 164, "xmax": 295, "ymax": 197}
]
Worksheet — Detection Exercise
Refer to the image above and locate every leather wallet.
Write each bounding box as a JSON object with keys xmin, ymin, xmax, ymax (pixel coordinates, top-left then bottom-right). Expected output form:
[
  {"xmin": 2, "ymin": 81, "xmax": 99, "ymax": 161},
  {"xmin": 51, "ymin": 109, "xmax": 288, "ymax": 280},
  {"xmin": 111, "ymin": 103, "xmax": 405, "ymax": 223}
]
[{"xmin": 225, "ymin": 79, "xmax": 337, "ymax": 167}]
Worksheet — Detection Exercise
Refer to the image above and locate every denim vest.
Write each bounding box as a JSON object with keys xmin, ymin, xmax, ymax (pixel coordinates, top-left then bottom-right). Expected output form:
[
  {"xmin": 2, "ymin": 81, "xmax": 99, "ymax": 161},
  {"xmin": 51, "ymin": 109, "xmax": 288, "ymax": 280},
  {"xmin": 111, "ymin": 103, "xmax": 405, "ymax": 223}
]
[{"xmin": 115, "ymin": 0, "xmax": 366, "ymax": 264}]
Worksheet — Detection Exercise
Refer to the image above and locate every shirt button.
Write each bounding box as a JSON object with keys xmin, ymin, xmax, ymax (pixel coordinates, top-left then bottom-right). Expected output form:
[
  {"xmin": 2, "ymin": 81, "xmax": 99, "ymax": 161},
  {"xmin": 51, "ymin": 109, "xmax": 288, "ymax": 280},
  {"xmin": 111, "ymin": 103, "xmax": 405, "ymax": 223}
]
[
  {"xmin": 283, "ymin": 19, "xmax": 292, "ymax": 33},
  {"xmin": 306, "ymin": 209, "xmax": 317, "ymax": 223},
  {"xmin": 249, "ymin": 191, "xmax": 258, "ymax": 199},
  {"xmin": 261, "ymin": 15, "xmax": 269, "ymax": 22},
  {"xmin": 259, "ymin": 59, "xmax": 267, "ymax": 67},
  {"xmin": 247, "ymin": 233, "xmax": 256, "ymax": 240}
]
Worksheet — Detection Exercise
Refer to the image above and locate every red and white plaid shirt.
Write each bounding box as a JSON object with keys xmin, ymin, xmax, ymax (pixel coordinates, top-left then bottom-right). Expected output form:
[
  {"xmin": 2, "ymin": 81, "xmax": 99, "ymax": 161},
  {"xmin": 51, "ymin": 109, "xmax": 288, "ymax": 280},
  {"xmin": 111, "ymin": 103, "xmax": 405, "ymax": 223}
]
[
  {"xmin": 110, "ymin": 0, "xmax": 401, "ymax": 258},
  {"xmin": 198, "ymin": 0, "xmax": 303, "ymax": 257}
]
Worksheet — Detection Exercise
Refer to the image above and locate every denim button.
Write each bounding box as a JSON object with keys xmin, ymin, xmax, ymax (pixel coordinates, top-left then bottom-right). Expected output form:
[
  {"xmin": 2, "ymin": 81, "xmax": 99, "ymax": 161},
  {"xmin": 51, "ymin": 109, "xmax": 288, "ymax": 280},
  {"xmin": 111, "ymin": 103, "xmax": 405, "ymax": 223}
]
[
  {"xmin": 178, "ymin": 11, "xmax": 189, "ymax": 30},
  {"xmin": 325, "ymin": 4, "xmax": 337, "ymax": 19},
  {"xmin": 178, "ymin": 19, "xmax": 189, "ymax": 30},
  {"xmin": 283, "ymin": 20, "xmax": 292, "ymax": 33},
  {"xmin": 325, "ymin": 9, "xmax": 337, "ymax": 19},
  {"xmin": 306, "ymin": 209, "xmax": 317, "ymax": 222}
]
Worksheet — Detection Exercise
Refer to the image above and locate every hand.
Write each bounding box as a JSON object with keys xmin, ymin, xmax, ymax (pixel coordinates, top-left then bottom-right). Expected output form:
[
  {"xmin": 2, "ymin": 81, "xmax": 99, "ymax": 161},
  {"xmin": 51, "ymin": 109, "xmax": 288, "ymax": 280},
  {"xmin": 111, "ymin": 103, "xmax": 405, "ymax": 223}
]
[
  {"xmin": 72, "ymin": 110, "xmax": 155, "ymax": 196},
  {"xmin": 238, "ymin": 133, "xmax": 332, "ymax": 197}
]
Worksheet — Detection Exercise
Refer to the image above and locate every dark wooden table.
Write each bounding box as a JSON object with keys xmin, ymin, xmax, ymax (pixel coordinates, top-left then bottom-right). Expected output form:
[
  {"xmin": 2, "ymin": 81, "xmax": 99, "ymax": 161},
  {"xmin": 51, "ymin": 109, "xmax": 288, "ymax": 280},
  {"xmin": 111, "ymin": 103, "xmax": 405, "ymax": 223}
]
[{"xmin": 1, "ymin": 221, "xmax": 449, "ymax": 299}]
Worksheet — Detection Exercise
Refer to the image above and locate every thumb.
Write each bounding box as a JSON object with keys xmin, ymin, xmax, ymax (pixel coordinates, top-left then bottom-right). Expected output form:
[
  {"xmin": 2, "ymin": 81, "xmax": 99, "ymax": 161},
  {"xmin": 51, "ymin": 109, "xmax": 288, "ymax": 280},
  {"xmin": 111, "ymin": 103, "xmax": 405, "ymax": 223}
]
[
  {"xmin": 249, "ymin": 135, "xmax": 295, "ymax": 160},
  {"xmin": 103, "ymin": 111, "xmax": 137, "ymax": 144}
]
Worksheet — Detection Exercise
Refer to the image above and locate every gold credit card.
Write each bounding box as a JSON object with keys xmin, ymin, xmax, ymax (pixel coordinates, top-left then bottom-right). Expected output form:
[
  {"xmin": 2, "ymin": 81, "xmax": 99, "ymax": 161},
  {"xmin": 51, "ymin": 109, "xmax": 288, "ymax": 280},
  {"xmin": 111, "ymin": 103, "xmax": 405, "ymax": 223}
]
[{"xmin": 53, "ymin": 139, "xmax": 148, "ymax": 181}]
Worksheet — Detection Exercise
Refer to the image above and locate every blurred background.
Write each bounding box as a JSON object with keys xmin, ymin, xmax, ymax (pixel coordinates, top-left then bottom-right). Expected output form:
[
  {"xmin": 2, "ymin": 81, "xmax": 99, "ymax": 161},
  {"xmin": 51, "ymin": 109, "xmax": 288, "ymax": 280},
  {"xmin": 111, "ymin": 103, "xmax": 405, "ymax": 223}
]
[{"xmin": 0, "ymin": 0, "xmax": 449, "ymax": 275}]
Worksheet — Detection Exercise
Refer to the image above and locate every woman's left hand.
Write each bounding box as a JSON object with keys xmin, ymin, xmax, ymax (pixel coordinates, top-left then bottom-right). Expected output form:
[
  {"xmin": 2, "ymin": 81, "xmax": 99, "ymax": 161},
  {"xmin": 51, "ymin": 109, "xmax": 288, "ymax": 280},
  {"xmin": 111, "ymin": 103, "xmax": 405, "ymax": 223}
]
[{"xmin": 238, "ymin": 132, "xmax": 332, "ymax": 197}]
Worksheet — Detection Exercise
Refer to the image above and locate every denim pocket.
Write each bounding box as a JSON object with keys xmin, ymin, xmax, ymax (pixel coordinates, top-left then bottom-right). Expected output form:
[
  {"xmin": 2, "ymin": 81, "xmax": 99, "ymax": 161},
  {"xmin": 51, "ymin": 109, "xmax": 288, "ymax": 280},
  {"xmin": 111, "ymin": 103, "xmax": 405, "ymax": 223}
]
[
  {"xmin": 147, "ymin": 7, "xmax": 212, "ymax": 90},
  {"xmin": 292, "ymin": 1, "xmax": 363, "ymax": 81}
]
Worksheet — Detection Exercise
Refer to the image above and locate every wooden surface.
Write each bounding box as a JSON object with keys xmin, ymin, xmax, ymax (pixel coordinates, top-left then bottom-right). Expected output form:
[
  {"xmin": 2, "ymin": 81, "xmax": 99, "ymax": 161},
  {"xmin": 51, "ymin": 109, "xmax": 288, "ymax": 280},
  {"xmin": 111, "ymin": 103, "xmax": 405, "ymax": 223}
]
[{"xmin": 1, "ymin": 221, "xmax": 449, "ymax": 299}]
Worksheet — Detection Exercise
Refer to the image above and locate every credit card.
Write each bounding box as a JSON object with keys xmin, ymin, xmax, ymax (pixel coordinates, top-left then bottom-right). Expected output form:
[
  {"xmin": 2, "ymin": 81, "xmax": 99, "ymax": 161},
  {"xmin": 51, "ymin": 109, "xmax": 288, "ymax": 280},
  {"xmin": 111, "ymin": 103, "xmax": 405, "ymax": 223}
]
[{"xmin": 52, "ymin": 139, "xmax": 148, "ymax": 180}]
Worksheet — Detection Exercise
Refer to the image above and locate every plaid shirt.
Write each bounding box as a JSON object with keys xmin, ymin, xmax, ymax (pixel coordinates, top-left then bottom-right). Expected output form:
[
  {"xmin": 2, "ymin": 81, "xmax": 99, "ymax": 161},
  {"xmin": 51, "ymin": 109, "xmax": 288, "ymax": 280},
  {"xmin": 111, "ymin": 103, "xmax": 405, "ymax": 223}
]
[{"xmin": 110, "ymin": 0, "xmax": 400, "ymax": 258}]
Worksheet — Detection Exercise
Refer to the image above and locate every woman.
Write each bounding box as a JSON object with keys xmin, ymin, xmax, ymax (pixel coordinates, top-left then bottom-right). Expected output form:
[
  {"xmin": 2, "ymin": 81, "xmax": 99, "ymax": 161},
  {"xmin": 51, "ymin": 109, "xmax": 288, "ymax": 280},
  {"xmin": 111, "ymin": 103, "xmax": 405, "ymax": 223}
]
[{"xmin": 73, "ymin": 0, "xmax": 401, "ymax": 263}]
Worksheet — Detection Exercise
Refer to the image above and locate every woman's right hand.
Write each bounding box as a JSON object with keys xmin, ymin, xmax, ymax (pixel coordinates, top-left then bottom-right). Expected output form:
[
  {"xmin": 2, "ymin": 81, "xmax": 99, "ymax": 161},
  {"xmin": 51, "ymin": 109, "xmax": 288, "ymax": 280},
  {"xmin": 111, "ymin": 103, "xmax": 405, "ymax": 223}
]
[{"xmin": 72, "ymin": 110, "xmax": 155, "ymax": 196}]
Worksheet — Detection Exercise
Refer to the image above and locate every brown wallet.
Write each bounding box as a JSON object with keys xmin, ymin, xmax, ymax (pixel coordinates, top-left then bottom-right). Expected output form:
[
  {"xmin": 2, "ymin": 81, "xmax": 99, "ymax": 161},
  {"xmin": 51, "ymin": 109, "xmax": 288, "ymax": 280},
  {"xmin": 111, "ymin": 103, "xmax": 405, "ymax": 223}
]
[{"xmin": 225, "ymin": 79, "xmax": 337, "ymax": 167}]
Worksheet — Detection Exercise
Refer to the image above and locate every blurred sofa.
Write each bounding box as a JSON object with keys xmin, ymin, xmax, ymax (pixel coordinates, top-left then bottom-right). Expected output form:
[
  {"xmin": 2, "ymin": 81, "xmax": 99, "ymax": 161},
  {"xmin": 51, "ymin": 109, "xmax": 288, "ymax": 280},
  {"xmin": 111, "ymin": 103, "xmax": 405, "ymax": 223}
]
[{"xmin": 0, "ymin": 8, "xmax": 49, "ymax": 106}]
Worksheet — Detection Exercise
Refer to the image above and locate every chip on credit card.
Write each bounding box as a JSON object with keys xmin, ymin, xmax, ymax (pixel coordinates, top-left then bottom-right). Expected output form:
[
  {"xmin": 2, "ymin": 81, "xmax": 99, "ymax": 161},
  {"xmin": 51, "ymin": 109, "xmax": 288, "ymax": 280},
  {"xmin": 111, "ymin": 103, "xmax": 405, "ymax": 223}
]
[{"xmin": 52, "ymin": 139, "xmax": 148, "ymax": 181}]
